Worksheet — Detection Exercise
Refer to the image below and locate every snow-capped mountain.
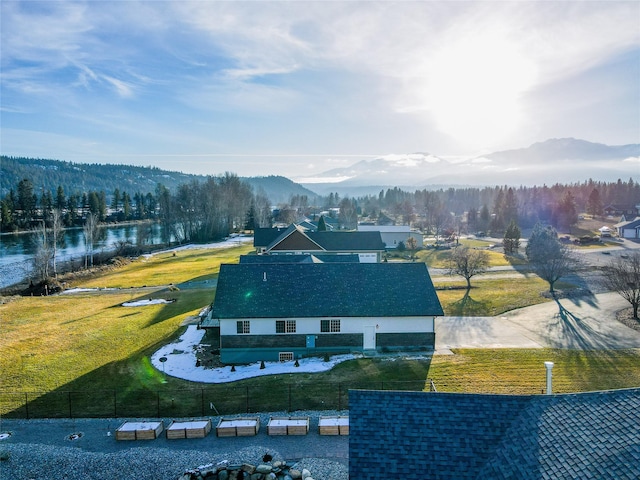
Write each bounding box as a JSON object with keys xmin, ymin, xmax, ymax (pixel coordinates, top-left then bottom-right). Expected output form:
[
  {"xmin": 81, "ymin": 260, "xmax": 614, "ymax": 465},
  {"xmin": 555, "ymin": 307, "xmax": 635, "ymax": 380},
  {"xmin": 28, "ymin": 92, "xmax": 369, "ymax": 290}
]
[{"xmin": 298, "ymin": 138, "xmax": 639, "ymax": 195}]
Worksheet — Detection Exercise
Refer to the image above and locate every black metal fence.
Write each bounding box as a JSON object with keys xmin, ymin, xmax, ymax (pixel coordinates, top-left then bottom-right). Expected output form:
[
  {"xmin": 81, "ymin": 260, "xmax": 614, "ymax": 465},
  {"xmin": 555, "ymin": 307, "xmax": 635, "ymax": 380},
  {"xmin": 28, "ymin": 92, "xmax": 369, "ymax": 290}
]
[{"xmin": 1, "ymin": 380, "xmax": 435, "ymax": 419}]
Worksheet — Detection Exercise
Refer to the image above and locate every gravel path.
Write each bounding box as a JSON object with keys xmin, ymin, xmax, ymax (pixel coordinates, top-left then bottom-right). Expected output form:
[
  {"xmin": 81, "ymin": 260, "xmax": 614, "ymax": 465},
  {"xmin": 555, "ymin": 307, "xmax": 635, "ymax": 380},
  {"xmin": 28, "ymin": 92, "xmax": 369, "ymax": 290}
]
[{"xmin": 0, "ymin": 411, "xmax": 349, "ymax": 480}]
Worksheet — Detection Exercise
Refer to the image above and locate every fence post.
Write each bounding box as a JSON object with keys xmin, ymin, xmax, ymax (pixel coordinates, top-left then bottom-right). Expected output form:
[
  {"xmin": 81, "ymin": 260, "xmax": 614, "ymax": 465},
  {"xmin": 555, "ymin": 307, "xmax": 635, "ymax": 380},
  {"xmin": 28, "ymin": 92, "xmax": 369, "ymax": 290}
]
[{"xmin": 25, "ymin": 392, "xmax": 29, "ymax": 420}]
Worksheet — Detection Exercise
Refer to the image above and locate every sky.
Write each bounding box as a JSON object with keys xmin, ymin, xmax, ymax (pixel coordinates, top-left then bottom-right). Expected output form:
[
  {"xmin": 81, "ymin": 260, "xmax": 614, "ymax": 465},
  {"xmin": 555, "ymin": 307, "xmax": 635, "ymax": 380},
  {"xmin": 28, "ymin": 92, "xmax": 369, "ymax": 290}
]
[{"xmin": 1, "ymin": 1, "xmax": 639, "ymax": 180}]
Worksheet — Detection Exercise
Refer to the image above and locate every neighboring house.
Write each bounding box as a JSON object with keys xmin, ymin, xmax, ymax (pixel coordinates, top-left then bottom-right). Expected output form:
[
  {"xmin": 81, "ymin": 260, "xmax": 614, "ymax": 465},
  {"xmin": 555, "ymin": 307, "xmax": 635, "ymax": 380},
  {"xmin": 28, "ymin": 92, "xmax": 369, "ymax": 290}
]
[
  {"xmin": 604, "ymin": 204, "xmax": 640, "ymax": 218},
  {"xmin": 239, "ymin": 254, "xmax": 360, "ymax": 264},
  {"xmin": 254, "ymin": 224, "xmax": 386, "ymax": 262},
  {"xmin": 357, "ymin": 224, "xmax": 423, "ymax": 249},
  {"xmin": 206, "ymin": 262, "xmax": 443, "ymax": 364},
  {"xmin": 349, "ymin": 388, "xmax": 640, "ymax": 480},
  {"xmin": 615, "ymin": 217, "xmax": 640, "ymax": 239}
]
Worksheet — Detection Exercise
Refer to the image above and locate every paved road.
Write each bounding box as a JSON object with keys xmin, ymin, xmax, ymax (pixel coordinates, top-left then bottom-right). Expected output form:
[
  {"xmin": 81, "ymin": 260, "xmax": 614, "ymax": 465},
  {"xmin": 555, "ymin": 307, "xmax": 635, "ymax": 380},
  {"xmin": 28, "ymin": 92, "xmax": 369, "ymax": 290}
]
[{"xmin": 436, "ymin": 292, "xmax": 640, "ymax": 352}]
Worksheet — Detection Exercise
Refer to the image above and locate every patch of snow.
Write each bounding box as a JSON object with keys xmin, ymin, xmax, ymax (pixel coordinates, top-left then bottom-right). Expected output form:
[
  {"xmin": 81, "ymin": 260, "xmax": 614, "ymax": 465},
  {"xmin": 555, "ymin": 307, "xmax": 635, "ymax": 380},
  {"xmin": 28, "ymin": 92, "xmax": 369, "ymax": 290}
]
[
  {"xmin": 142, "ymin": 236, "xmax": 253, "ymax": 258},
  {"xmin": 150, "ymin": 325, "xmax": 356, "ymax": 384},
  {"xmin": 122, "ymin": 299, "xmax": 173, "ymax": 307},
  {"xmin": 61, "ymin": 288, "xmax": 117, "ymax": 294}
]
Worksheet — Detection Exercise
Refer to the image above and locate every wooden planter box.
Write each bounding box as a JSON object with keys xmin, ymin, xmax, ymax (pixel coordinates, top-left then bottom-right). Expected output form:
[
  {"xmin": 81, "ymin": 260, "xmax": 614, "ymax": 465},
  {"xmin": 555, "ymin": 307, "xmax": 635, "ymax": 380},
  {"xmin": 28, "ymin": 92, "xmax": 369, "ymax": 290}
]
[
  {"xmin": 216, "ymin": 417, "xmax": 260, "ymax": 437},
  {"xmin": 166, "ymin": 419, "xmax": 212, "ymax": 439},
  {"xmin": 318, "ymin": 416, "xmax": 349, "ymax": 435},
  {"xmin": 115, "ymin": 421, "xmax": 163, "ymax": 441},
  {"xmin": 267, "ymin": 416, "xmax": 309, "ymax": 436}
]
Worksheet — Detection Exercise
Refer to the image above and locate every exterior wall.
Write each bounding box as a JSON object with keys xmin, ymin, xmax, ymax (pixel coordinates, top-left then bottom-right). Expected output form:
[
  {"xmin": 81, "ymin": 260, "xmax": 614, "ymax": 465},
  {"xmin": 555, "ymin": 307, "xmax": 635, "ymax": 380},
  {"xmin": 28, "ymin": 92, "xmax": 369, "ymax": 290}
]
[
  {"xmin": 219, "ymin": 316, "xmax": 436, "ymax": 363},
  {"xmin": 358, "ymin": 226, "xmax": 423, "ymax": 249},
  {"xmin": 622, "ymin": 227, "xmax": 640, "ymax": 239}
]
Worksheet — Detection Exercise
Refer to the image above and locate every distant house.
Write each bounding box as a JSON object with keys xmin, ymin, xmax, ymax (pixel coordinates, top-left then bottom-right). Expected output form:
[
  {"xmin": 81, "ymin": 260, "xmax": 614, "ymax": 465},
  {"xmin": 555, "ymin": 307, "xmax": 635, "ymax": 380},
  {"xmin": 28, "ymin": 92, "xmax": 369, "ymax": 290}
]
[
  {"xmin": 239, "ymin": 254, "xmax": 360, "ymax": 264},
  {"xmin": 349, "ymin": 388, "xmax": 640, "ymax": 480},
  {"xmin": 254, "ymin": 224, "xmax": 386, "ymax": 262},
  {"xmin": 206, "ymin": 262, "xmax": 443, "ymax": 364},
  {"xmin": 615, "ymin": 217, "xmax": 640, "ymax": 239},
  {"xmin": 604, "ymin": 204, "xmax": 640, "ymax": 218},
  {"xmin": 357, "ymin": 224, "xmax": 423, "ymax": 249}
]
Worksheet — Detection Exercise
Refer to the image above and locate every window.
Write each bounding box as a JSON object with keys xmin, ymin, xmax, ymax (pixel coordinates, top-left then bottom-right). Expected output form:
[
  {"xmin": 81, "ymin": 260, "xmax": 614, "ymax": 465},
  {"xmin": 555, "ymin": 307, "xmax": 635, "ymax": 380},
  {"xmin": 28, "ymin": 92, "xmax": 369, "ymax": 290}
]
[
  {"xmin": 279, "ymin": 352, "xmax": 294, "ymax": 362},
  {"xmin": 236, "ymin": 320, "xmax": 250, "ymax": 334},
  {"xmin": 276, "ymin": 320, "xmax": 296, "ymax": 333},
  {"xmin": 321, "ymin": 319, "xmax": 341, "ymax": 333}
]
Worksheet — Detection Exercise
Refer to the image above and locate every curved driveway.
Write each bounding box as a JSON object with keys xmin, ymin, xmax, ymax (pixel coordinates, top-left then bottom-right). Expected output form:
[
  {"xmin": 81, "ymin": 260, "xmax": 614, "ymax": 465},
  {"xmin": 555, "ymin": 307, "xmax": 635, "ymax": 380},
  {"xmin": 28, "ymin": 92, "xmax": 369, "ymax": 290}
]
[{"xmin": 436, "ymin": 292, "xmax": 640, "ymax": 352}]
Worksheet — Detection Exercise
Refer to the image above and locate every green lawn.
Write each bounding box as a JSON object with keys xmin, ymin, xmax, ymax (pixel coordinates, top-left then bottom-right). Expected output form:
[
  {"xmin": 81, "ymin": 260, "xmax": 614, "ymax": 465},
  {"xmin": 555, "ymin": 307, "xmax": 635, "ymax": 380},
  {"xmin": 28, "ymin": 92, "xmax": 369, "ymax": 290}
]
[{"xmin": 429, "ymin": 349, "xmax": 640, "ymax": 394}]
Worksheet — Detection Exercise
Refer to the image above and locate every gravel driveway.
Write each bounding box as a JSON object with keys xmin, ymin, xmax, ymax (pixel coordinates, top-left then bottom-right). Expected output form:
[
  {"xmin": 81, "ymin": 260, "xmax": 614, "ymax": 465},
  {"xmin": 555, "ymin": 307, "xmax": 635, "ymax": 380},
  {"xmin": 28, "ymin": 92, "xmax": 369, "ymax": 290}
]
[{"xmin": 0, "ymin": 411, "xmax": 349, "ymax": 480}]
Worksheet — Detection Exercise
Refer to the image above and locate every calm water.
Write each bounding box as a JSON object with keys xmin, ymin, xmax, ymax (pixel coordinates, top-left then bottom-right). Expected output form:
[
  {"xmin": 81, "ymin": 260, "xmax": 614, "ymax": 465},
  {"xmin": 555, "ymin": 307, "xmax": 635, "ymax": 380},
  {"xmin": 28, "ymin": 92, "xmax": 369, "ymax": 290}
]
[{"xmin": 0, "ymin": 223, "xmax": 167, "ymax": 289}]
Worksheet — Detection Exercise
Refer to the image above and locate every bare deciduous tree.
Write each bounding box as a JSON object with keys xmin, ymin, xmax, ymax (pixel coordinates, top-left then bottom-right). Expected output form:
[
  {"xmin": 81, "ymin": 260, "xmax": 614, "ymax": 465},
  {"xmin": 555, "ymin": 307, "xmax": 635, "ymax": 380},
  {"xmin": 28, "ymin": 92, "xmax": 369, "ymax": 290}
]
[
  {"xmin": 50, "ymin": 208, "xmax": 64, "ymax": 277},
  {"xmin": 525, "ymin": 223, "xmax": 579, "ymax": 293},
  {"xmin": 83, "ymin": 213, "xmax": 99, "ymax": 268},
  {"xmin": 31, "ymin": 221, "xmax": 52, "ymax": 282},
  {"xmin": 448, "ymin": 245, "xmax": 490, "ymax": 289},
  {"xmin": 601, "ymin": 252, "xmax": 640, "ymax": 320}
]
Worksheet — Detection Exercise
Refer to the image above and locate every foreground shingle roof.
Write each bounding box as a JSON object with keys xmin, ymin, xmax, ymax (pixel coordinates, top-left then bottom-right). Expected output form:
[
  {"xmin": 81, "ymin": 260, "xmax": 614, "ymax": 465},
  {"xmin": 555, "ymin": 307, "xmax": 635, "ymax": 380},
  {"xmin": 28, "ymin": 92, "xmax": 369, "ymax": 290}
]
[
  {"xmin": 349, "ymin": 388, "xmax": 640, "ymax": 480},
  {"xmin": 211, "ymin": 262, "xmax": 443, "ymax": 319}
]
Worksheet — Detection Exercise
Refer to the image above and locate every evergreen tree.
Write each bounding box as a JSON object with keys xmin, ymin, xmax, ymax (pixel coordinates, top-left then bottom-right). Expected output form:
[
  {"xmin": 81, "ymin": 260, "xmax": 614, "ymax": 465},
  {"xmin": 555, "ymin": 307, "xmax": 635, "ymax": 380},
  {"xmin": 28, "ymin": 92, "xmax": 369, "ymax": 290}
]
[
  {"xmin": 586, "ymin": 188, "xmax": 603, "ymax": 218},
  {"xmin": 317, "ymin": 215, "xmax": 327, "ymax": 231},
  {"xmin": 503, "ymin": 220, "xmax": 521, "ymax": 255},
  {"xmin": 56, "ymin": 185, "xmax": 66, "ymax": 210}
]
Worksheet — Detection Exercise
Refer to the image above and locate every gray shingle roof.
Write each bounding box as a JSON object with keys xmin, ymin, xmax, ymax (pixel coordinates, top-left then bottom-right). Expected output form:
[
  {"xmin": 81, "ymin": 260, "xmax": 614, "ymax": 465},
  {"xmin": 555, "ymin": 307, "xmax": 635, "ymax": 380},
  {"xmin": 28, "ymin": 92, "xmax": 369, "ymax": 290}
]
[
  {"xmin": 349, "ymin": 388, "xmax": 640, "ymax": 480},
  {"xmin": 211, "ymin": 262, "xmax": 444, "ymax": 319}
]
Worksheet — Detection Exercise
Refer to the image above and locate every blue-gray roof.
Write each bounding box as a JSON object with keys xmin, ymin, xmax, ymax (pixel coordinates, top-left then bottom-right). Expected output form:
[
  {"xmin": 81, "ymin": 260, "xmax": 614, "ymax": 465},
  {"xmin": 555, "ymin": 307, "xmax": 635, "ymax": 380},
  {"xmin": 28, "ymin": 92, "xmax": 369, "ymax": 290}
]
[
  {"xmin": 211, "ymin": 262, "xmax": 444, "ymax": 319},
  {"xmin": 349, "ymin": 388, "xmax": 640, "ymax": 480}
]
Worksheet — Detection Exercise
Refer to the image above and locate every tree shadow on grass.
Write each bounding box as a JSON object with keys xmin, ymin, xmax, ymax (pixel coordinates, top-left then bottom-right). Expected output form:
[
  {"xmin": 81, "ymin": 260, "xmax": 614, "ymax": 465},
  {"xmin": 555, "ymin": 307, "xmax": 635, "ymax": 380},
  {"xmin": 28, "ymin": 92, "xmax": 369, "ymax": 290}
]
[{"xmin": 447, "ymin": 288, "xmax": 490, "ymax": 316}]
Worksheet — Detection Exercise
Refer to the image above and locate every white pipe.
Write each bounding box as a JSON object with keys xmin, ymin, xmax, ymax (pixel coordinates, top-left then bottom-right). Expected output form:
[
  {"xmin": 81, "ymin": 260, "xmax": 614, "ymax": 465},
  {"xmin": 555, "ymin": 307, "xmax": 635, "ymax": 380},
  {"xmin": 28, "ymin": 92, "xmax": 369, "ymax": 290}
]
[{"xmin": 544, "ymin": 361, "xmax": 554, "ymax": 395}]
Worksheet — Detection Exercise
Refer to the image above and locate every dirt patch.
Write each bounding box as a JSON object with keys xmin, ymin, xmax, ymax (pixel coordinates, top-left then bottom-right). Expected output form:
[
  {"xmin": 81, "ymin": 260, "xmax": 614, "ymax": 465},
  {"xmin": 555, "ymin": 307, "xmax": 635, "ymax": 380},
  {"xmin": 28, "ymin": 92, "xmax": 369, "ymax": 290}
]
[{"xmin": 616, "ymin": 307, "xmax": 640, "ymax": 332}]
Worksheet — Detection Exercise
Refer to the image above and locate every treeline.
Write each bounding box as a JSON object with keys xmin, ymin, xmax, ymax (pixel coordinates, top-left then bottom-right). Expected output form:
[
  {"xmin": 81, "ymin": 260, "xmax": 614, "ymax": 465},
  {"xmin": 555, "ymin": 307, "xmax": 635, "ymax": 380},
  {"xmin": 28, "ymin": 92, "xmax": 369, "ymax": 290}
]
[
  {"xmin": 358, "ymin": 178, "xmax": 639, "ymax": 234},
  {"xmin": 278, "ymin": 178, "xmax": 639, "ymax": 236},
  {"xmin": 0, "ymin": 173, "xmax": 272, "ymax": 243}
]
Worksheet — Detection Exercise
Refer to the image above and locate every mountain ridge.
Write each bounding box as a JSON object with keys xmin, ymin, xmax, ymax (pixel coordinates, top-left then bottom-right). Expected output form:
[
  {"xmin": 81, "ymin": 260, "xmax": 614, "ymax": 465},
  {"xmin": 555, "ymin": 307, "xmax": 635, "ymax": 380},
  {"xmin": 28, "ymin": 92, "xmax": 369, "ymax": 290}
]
[{"xmin": 0, "ymin": 156, "xmax": 317, "ymax": 204}]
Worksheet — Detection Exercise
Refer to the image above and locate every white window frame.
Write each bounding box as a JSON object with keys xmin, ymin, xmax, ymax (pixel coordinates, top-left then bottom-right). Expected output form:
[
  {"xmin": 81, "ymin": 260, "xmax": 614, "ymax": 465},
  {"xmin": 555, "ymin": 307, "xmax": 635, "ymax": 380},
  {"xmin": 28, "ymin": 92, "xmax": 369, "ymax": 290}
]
[
  {"xmin": 279, "ymin": 352, "xmax": 294, "ymax": 362},
  {"xmin": 321, "ymin": 319, "xmax": 341, "ymax": 333},
  {"xmin": 276, "ymin": 320, "xmax": 297, "ymax": 333},
  {"xmin": 236, "ymin": 320, "xmax": 250, "ymax": 334}
]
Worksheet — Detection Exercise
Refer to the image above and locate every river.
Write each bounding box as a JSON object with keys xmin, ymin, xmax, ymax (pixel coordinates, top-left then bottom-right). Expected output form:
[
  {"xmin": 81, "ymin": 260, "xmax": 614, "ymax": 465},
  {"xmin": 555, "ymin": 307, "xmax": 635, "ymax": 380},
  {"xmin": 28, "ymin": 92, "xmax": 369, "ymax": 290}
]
[{"xmin": 0, "ymin": 223, "xmax": 168, "ymax": 289}]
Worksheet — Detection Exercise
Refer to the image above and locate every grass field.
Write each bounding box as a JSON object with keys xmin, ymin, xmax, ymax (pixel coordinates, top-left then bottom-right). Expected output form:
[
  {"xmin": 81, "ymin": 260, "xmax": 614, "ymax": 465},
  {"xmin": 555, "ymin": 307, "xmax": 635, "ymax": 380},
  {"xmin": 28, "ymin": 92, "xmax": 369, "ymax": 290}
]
[{"xmin": 2, "ymin": 241, "xmax": 638, "ymax": 418}]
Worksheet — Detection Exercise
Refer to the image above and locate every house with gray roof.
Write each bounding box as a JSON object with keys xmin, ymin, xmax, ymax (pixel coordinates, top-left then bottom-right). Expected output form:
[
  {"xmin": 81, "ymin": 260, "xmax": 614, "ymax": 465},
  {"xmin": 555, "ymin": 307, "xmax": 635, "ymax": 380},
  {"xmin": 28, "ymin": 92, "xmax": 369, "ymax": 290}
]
[
  {"xmin": 254, "ymin": 224, "xmax": 386, "ymax": 262},
  {"xmin": 208, "ymin": 262, "xmax": 443, "ymax": 364},
  {"xmin": 615, "ymin": 217, "xmax": 640, "ymax": 239},
  {"xmin": 349, "ymin": 388, "xmax": 640, "ymax": 480}
]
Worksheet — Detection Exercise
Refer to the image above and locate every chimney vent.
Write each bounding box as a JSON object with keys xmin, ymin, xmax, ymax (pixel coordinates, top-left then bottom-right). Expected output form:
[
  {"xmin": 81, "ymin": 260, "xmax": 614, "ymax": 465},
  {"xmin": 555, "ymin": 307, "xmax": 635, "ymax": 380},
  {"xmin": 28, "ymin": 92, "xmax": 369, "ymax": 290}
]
[
  {"xmin": 263, "ymin": 272, "xmax": 267, "ymax": 282},
  {"xmin": 544, "ymin": 361, "xmax": 554, "ymax": 395}
]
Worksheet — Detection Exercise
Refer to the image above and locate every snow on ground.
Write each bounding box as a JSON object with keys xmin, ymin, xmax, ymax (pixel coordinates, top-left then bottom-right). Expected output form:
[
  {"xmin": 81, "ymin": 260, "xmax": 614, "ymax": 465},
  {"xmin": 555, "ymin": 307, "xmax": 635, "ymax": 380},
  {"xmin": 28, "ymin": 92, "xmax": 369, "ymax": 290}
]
[
  {"xmin": 150, "ymin": 325, "xmax": 356, "ymax": 384},
  {"xmin": 143, "ymin": 235, "xmax": 253, "ymax": 258},
  {"xmin": 61, "ymin": 287, "xmax": 117, "ymax": 294},
  {"xmin": 122, "ymin": 299, "xmax": 174, "ymax": 306}
]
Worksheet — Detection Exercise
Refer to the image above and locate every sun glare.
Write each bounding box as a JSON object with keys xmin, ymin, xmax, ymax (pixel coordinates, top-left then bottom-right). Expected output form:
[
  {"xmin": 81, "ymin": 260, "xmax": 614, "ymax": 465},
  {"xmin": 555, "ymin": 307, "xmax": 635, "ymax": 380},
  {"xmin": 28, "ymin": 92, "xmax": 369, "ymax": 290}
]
[{"xmin": 423, "ymin": 30, "xmax": 537, "ymax": 147}]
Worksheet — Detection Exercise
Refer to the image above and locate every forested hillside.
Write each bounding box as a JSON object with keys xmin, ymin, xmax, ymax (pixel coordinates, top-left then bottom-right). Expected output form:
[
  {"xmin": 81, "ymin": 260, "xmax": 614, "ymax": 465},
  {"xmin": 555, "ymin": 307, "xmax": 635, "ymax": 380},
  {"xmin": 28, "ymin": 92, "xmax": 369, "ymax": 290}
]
[{"xmin": 0, "ymin": 156, "xmax": 318, "ymax": 204}]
